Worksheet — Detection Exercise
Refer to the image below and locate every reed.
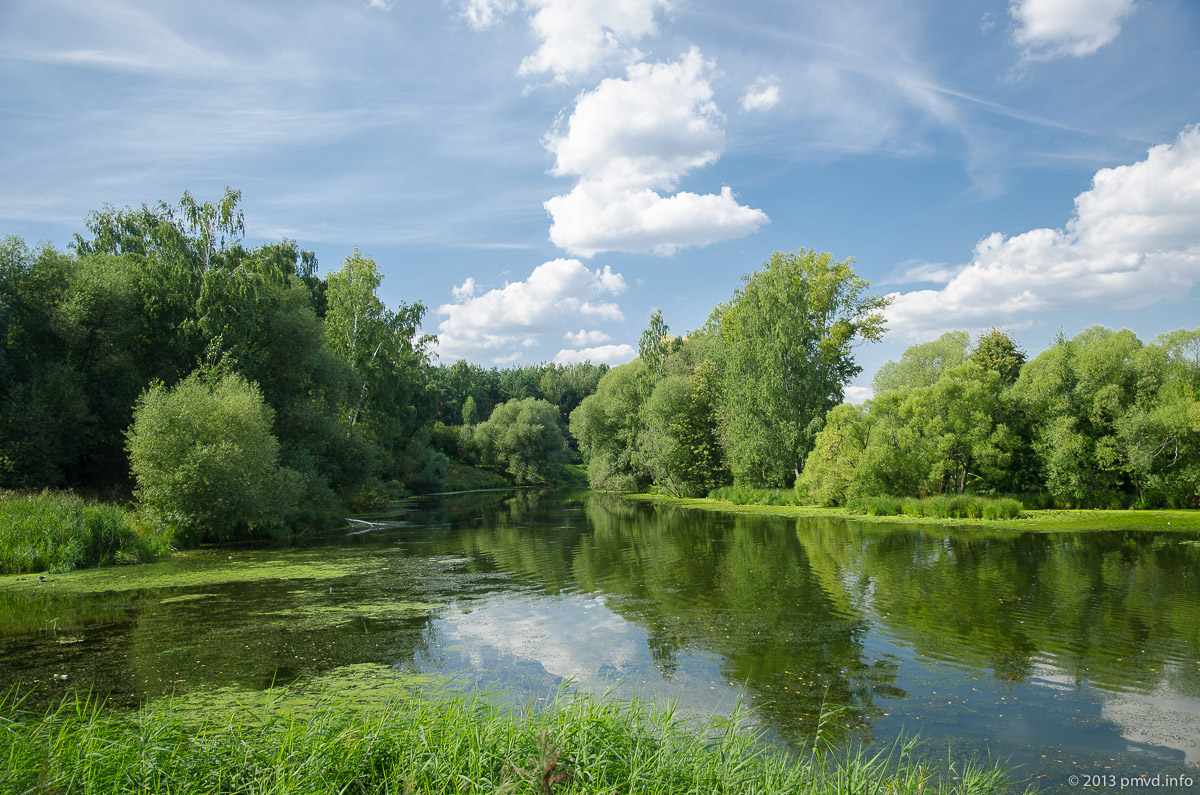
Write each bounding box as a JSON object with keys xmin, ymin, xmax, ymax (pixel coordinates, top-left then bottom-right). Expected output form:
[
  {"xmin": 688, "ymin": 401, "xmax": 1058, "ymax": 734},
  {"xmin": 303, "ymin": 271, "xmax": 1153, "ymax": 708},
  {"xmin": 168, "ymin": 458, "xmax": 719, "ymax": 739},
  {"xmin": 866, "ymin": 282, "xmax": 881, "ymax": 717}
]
[
  {"xmin": 0, "ymin": 687, "xmax": 1028, "ymax": 795},
  {"xmin": 0, "ymin": 491, "xmax": 171, "ymax": 574}
]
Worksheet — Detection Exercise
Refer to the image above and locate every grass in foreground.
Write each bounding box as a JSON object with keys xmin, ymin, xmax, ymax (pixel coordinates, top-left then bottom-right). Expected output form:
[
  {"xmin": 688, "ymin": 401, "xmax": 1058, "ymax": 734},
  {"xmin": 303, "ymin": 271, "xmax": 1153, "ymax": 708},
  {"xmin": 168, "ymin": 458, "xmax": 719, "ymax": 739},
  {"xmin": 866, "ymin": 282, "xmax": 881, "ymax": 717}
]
[
  {"xmin": 0, "ymin": 687, "xmax": 1026, "ymax": 795},
  {"xmin": 0, "ymin": 491, "xmax": 171, "ymax": 575}
]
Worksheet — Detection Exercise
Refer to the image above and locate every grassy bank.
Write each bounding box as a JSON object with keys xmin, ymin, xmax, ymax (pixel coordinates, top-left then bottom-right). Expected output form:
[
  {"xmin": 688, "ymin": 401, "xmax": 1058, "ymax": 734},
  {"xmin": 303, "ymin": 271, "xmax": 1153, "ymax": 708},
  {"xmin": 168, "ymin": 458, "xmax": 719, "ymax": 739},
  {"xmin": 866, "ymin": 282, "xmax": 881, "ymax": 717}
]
[
  {"xmin": 1, "ymin": 687, "xmax": 1023, "ymax": 795},
  {"xmin": 0, "ymin": 491, "xmax": 171, "ymax": 575},
  {"xmin": 443, "ymin": 462, "xmax": 513, "ymax": 492},
  {"xmin": 625, "ymin": 493, "xmax": 1200, "ymax": 533}
]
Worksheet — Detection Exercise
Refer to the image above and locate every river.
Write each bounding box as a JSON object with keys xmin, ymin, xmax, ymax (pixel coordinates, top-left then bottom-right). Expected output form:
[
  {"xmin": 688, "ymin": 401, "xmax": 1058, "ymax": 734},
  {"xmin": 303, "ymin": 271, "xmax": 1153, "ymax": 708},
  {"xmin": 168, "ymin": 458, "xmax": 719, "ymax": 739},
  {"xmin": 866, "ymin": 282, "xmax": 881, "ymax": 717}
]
[{"xmin": 3, "ymin": 490, "xmax": 1199, "ymax": 790}]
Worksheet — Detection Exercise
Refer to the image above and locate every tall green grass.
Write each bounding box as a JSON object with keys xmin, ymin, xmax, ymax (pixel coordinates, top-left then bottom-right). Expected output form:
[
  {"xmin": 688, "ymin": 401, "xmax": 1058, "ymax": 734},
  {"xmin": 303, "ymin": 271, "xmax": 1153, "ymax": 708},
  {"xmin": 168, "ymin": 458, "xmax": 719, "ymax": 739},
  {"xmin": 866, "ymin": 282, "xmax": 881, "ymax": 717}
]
[
  {"xmin": 707, "ymin": 486, "xmax": 801, "ymax": 506},
  {"xmin": 845, "ymin": 495, "xmax": 1023, "ymax": 520},
  {"xmin": 1, "ymin": 688, "xmax": 1026, "ymax": 795},
  {"xmin": 0, "ymin": 491, "xmax": 171, "ymax": 574}
]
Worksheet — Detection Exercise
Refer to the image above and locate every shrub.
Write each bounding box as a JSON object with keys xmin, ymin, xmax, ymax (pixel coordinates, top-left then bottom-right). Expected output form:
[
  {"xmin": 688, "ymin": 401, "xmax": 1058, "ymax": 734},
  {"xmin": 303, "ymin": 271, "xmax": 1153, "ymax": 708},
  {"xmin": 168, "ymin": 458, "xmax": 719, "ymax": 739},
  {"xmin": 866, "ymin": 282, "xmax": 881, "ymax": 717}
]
[
  {"xmin": 708, "ymin": 486, "xmax": 800, "ymax": 506},
  {"xmin": 473, "ymin": 398, "xmax": 568, "ymax": 485},
  {"xmin": 845, "ymin": 494, "xmax": 1022, "ymax": 521},
  {"xmin": 127, "ymin": 371, "xmax": 297, "ymax": 544}
]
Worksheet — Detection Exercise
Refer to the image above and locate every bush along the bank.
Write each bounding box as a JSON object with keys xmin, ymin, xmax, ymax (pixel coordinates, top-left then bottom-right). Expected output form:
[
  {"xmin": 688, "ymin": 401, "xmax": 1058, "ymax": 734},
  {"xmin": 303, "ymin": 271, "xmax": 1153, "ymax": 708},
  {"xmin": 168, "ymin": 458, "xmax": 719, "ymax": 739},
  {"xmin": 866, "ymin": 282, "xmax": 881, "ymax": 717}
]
[
  {"xmin": 707, "ymin": 486, "xmax": 802, "ymax": 506},
  {"xmin": 0, "ymin": 491, "xmax": 170, "ymax": 574},
  {"xmin": 2, "ymin": 688, "xmax": 1023, "ymax": 795},
  {"xmin": 844, "ymin": 495, "xmax": 1023, "ymax": 520}
]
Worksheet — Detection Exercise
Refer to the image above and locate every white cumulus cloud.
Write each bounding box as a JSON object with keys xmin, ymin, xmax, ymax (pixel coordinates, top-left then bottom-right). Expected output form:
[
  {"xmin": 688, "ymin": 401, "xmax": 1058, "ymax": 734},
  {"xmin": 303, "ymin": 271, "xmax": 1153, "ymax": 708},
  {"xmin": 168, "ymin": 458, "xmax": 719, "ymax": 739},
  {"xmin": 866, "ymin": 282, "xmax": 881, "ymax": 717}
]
[
  {"xmin": 543, "ymin": 48, "xmax": 767, "ymax": 257},
  {"xmin": 886, "ymin": 125, "xmax": 1200, "ymax": 339},
  {"xmin": 564, "ymin": 328, "xmax": 612, "ymax": 345},
  {"xmin": 451, "ymin": 276, "xmax": 477, "ymax": 299},
  {"xmin": 518, "ymin": 0, "xmax": 671, "ymax": 82},
  {"xmin": 740, "ymin": 76, "xmax": 781, "ymax": 112},
  {"xmin": 1010, "ymin": 0, "xmax": 1136, "ymax": 60},
  {"xmin": 844, "ymin": 385, "xmax": 874, "ymax": 404},
  {"xmin": 553, "ymin": 344, "xmax": 637, "ymax": 365},
  {"xmin": 436, "ymin": 258, "xmax": 627, "ymax": 363}
]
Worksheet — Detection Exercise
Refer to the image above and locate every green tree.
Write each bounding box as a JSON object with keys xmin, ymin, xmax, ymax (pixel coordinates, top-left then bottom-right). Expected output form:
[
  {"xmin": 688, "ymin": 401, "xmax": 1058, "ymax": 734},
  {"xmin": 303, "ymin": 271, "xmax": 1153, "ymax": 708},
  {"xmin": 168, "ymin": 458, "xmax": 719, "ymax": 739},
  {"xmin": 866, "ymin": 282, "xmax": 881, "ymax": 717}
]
[
  {"xmin": 127, "ymin": 371, "xmax": 297, "ymax": 543},
  {"xmin": 1012, "ymin": 327, "xmax": 1143, "ymax": 505},
  {"xmin": 462, "ymin": 395, "xmax": 480, "ymax": 427},
  {"xmin": 1115, "ymin": 330, "xmax": 1200, "ymax": 506},
  {"xmin": 872, "ymin": 331, "xmax": 970, "ymax": 395},
  {"xmin": 178, "ymin": 186, "xmax": 245, "ymax": 272},
  {"xmin": 795, "ymin": 403, "xmax": 871, "ymax": 505},
  {"xmin": 570, "ymin": 361, "xmax": 652, "ymax": 491},
  {"xmin": 643, "ymin": 359, "xmax": 729, "ymax": 496},
  {"xmin": 714, "ymin": 250, "xmax": 889, "ymax": 486},
  {"xmin": 639, "ymin": 309, "xmax": 676, "ymax": 379},
  {"xmin": 971, "ymin": 327, "xmax": 1026, "ymax": 385},
  {"xmin": 900, "ymin": 363, "xmax": 1016, "ymax": 494},
  {"xmin": 325, "ymin": 250, "xmax": 434, "ymax": 478},
  {"xmin": 473, "ymin": 398, "xmax": 569, "ymax": 484}
]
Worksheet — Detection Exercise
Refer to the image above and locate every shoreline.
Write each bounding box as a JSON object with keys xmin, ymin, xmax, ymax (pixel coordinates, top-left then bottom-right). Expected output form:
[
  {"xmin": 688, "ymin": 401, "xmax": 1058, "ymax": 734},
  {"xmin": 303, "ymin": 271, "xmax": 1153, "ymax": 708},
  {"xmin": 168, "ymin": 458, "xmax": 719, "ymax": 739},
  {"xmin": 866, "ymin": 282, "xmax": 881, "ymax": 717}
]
[{"xmin": 620, "ymin": 492, "xmax": 1200, "ymax": 533}]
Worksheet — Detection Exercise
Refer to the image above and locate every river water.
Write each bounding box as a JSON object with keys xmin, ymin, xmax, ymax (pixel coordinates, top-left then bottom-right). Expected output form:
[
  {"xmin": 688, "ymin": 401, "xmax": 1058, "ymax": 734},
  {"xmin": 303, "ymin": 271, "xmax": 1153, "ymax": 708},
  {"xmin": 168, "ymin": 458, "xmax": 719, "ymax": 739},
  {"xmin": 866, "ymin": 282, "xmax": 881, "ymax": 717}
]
[{"xmin": 3, "ymin": 490, "xmax": 1199, "ymax": 790}]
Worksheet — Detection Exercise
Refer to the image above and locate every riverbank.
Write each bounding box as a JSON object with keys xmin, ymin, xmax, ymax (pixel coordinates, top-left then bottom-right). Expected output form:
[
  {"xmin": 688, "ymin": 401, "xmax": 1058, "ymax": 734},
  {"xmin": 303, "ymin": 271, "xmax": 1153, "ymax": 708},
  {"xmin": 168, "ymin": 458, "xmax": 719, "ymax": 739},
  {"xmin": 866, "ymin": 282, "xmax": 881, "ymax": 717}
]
[
  {"xmin": 624, "ymin": 493, "xmax": 1200, "ymax": 533},
  {"xmin": 3, "ymin": 685, "xmax": 1021, "ymax": 795},
  {"xmin": 0, "ymin": 491, "xmax": 171, "ymax": 575}
]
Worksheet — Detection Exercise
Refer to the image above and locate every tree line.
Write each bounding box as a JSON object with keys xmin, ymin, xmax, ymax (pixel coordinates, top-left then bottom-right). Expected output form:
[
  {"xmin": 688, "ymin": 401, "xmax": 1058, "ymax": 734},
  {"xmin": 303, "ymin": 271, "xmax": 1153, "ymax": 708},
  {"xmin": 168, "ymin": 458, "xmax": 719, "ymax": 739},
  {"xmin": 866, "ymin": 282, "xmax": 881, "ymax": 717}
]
[
  {"xmin": 570, "ymin": 252, "xmax": 1200, "ymax": 510},
  {"xmin": 0, "ymin": 190, "xmax": 605, "ymax": 543},
  {"xmin": 571, "ymin": 249, "xmax": 889, "ymax": 496},
  {"xmin": 800, "ymin": 326, "xmax": 1200, "ymax": 509},
  {"xmin": 4, "ymin": 187, "xmax": 1195, "ymax": 545}
]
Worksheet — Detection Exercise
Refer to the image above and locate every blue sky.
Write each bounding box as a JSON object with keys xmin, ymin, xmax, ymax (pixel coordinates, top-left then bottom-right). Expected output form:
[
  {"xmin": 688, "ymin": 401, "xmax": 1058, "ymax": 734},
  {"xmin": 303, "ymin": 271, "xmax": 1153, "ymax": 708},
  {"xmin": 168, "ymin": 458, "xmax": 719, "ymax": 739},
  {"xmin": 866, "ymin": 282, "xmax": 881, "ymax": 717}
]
[{"xmin": 2, "ymin": 0, "xmax": 1198, "ymax": 397}]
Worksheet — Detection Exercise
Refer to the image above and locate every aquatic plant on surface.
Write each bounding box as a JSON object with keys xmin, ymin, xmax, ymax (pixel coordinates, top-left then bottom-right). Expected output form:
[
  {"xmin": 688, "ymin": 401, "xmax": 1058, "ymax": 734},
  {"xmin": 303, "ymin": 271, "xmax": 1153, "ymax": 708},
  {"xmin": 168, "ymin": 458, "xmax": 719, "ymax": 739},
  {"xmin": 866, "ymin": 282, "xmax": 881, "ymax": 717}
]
[{"xmin": 0, "ymin": 686, "xmax": 1031, "ymax": 795}]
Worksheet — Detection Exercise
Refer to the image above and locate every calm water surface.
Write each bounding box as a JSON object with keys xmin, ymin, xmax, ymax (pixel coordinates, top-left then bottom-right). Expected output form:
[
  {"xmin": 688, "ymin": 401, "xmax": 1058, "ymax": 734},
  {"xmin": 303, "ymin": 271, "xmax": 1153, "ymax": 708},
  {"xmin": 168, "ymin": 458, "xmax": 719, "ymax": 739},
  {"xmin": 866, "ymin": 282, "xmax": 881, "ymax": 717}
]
[{"xmin": 3, "ymin": 490, "xmax": 1200, "ymax": 790}]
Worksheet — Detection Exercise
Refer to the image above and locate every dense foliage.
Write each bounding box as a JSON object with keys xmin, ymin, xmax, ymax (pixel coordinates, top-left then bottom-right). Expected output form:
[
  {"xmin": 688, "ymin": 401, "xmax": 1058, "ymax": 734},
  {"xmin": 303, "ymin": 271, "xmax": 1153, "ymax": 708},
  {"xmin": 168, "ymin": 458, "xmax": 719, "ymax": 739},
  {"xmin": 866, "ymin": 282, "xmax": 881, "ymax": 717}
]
[
  {"xmin": 127, "ymin": 371, "xmax": 297, "ymax": 543},
  {"xmin": 571, "ymin": 250, "xmax": 889, "ymax": 497},
  {"xmin": 0, "ymin": 190, "xmax": 607, "ymax": 546},
  {"xmin": 473, "ymin": 397, "xmax": 570, "ymax": 484},
  {"xmin": 800, "ymin": 326, "xmax": 1200, "ymax": 508}
]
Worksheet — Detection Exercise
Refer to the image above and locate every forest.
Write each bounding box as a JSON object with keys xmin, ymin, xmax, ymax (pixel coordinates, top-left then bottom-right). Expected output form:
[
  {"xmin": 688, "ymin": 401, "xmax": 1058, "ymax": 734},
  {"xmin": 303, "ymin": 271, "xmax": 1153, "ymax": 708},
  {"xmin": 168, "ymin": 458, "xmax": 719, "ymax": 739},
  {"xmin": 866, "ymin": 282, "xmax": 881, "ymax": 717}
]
[
  {"xmin": 569, "ymin": 259, "xmax": 1200, "ymax": 511},
  {"xmin": 0, "ymin": 190, "xmax": 604, "ymax": 549},
  {"xmin": 3, "ymin": 189, "xmax": 1198, "ymax": 558}
]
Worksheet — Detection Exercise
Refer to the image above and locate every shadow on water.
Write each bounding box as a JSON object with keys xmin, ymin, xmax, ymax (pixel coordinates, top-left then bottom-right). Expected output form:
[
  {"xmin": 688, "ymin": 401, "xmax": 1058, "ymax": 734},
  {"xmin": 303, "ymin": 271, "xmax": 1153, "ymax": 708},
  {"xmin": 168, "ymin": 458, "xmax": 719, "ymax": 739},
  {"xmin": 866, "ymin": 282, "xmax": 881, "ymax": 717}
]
[{"xmin": 2, "ymin": 488, "xmax": 1199, "ymax": 789}]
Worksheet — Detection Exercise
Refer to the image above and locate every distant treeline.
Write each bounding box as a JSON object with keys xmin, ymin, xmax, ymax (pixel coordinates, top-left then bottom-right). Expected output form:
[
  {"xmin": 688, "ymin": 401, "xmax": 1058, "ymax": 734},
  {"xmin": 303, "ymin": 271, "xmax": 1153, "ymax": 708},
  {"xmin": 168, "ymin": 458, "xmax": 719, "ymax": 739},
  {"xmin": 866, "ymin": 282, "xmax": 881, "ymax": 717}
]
[
  {"xmin": 569, "ymin": 254, "xmax": 1200, "ymax": 510},
  {"xmin": 801, "ymin": 326, "xmax": 1200, "ymax": 509},
  {"xmin": 0, "ymin": 189, "xmax": 605, "ymax": 544}
]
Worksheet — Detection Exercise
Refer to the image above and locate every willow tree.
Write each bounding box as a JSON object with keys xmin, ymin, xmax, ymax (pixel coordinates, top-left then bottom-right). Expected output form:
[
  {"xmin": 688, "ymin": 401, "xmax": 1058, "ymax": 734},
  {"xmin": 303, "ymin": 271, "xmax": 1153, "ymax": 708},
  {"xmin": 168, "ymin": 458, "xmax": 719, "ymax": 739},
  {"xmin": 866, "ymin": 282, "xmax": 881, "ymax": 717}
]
[{"xmin": 714, "ymin": 250, "xmax": 889, "ymax": 487}]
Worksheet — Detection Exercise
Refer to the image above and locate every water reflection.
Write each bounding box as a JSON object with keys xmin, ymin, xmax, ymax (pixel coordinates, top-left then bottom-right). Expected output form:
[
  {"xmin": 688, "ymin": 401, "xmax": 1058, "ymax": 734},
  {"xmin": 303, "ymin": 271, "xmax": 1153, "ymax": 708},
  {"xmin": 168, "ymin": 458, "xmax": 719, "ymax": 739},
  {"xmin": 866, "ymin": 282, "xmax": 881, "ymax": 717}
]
[{"xmin": 1, "ymin": 490, "xmax": 1199, "ymax": 789}]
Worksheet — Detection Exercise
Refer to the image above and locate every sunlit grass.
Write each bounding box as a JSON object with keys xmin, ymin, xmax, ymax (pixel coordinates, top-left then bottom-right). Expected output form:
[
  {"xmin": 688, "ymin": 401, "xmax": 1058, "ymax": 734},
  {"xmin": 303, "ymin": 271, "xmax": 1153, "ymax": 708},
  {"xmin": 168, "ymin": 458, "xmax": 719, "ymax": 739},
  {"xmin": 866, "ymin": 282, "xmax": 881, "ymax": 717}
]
[
  {"xmin": 1, "ymin": 687, "xmax": 1029, "ymax": 795},
  {"xmin": 0, "ymin": 491, "xmax": 172, "ymax": 574},
  {"xmin": 844, "ymin": 495, "xmax": 1023, "ymax": 520}
]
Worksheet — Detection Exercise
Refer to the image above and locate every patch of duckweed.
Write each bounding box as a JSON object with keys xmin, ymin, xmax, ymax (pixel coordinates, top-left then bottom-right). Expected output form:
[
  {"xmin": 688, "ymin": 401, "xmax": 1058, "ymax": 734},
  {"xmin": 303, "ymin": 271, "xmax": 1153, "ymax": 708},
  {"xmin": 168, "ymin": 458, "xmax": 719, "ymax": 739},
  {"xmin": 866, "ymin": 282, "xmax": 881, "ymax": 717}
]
[
  {"xmin": 166, "ymin": 663, "xmax": 438, "ymax": 722},
  {"xmin": 251, "ymin": 600, "xmax": 442, "ymax": 630},
  {"xmin": 157, "ymin": 593, "xmax": 219, "ymax": 604},
  {"xmin": 0, "ymin": 550, "xmax": 379, "ymax": 596}
]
